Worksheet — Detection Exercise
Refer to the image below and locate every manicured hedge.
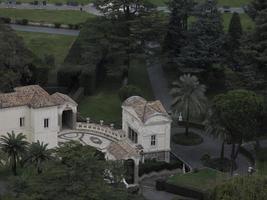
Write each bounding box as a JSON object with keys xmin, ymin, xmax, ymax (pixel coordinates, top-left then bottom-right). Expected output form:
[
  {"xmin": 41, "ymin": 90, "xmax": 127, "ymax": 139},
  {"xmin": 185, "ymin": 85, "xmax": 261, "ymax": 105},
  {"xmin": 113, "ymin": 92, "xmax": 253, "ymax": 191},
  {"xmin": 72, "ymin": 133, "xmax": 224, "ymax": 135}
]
[
  {"xmin": 0, "ymin": 17, "xmax": 11, "ymax": 24},
  {"xmin": 139, "ymin": 160, "xmax": 183, "ymax": 177},
  {"xmin": 160, "ymin": 181, "xmax": 205, "ymax": 200}
]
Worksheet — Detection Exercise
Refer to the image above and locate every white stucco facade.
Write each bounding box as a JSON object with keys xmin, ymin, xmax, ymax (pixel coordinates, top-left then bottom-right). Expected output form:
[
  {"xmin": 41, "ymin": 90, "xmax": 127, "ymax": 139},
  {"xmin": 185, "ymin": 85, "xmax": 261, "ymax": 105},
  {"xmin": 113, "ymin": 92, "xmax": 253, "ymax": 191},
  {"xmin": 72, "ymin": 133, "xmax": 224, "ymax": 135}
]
[
  {"xmin": 0, "ymin": 85, "xmax": 77, "ymax": 148},
  {"xmin": 122, "ymin": 96, "xmax": 172, "ymax": 162}
]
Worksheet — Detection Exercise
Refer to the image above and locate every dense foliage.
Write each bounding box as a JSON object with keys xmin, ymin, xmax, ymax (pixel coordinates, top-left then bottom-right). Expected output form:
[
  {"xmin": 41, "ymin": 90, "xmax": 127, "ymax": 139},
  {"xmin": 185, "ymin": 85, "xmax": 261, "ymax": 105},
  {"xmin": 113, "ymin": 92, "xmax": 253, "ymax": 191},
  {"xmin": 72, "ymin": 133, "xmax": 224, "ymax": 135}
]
[
  {"xmin": 211, "ymin": 176, "xmax": 267, "ymax": 200},
  {"xmin": 0, "ymin": 23, "xmax": 47, "ymax": 92}
]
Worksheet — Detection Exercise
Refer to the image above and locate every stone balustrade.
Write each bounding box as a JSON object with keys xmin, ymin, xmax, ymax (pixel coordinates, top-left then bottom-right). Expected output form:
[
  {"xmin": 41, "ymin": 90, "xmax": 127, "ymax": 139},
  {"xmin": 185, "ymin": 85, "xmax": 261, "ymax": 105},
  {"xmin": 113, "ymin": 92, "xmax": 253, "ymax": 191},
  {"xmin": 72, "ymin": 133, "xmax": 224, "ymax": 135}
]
[{"xmin": 76, "ymin": 122, "xmax": 126, "ymax": 141}]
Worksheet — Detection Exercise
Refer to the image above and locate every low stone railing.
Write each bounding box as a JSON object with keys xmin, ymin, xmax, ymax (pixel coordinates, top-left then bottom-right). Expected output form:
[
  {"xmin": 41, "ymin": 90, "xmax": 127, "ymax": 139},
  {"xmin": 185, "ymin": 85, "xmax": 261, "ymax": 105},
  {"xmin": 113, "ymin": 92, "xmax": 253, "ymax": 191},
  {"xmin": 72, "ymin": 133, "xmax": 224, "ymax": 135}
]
[{"xmin": 76, "ymin": 122, "xmax": 126, "ymax": 141}]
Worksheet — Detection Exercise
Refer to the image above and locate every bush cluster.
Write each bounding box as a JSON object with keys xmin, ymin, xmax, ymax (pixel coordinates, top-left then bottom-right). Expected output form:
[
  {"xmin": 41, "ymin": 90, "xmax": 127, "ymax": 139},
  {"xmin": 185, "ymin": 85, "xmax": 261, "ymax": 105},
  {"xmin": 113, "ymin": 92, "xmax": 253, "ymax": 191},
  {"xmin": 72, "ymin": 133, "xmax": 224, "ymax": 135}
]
[
  {"xmin": 118, "ymin": 85, "xmax": 142, "ymax": 102},
  {"xmin": 139, "ymin": 160, "xmax": 182, "ymax": 176},
  {"xmin": 15, "ymin": 19, "xmax": 29, "ymax": 25},
  {"xmin": 0, "ymin": 17, "xmax": 11, "ymax": 24},
  {"xmin": 67, "ymin": 1, "xmax": 79, "ymax": 6}
]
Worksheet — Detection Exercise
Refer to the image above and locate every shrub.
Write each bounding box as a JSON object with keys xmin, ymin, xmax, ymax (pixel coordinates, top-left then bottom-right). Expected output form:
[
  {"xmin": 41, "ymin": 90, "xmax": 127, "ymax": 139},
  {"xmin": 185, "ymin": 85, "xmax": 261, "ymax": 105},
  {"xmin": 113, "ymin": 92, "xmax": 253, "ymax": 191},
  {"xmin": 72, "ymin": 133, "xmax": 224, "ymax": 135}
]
[
  {"xmin": 139, "ymin": 160, "xmax": 183, "ymax": 176},
  {"xmin": 21, "ymin": 19, "xmax": 28, "ymax": 25},
  {"xmin": 164, "ymin": 182, "xmax": 205, "ymax": 200},
  {"xmin": 54, "ymin": 23, "xmax": 61, "ymax": 28},
  {"xmin": 0, "ymin": 17, "xmax": 11, "ymax": 24},
  {"xmin": 67, "ymin": 1, "xmax": 79, "ymax": 6},
  {"xmin": 118, "ymin": 85, "xmax": 142, "ymax": 102},
  {"xmin": 55, "ymin": 2, "xmax": 63, "ymax": 6},
  {"xmin": 15, "ymin": 1, "xmax": 22, "ymax": 4},
  {"xmin": 15, "ymin": 19, "xmax": 29, "ymax": 25},
  {"xmin": 68, "ymin": 24, "xmax": 74, "ymax": 29}
]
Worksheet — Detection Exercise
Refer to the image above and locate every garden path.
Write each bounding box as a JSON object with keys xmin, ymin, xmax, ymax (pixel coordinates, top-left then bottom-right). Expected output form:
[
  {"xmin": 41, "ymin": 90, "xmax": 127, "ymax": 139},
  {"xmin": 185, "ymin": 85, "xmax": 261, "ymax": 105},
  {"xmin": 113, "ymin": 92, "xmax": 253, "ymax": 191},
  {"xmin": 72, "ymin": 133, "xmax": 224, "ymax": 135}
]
[
  {"xmin": 146, "ymin": 58, "xmax": 251, "ymax": 175},
  {"xmin": 10, "ymin": 24, "xmax": 80, "ymax": 35}
]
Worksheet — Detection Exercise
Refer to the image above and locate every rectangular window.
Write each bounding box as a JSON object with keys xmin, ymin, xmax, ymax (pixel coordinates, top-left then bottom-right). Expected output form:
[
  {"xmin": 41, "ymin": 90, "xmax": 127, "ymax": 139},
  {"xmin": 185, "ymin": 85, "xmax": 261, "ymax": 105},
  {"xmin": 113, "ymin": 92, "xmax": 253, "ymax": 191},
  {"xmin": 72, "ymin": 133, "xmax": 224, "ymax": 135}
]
[
  {"xmin": 19, "ymin": 117, "xmax": 25, "ymax": 127},
  {"xmin": 151, "ymin": 135, "xmax": 156, "ymax": 146},
  {"xmin": 128, "ymin": 127, "xmax": 138, "ymax": 144},
  {"xmin": 44, "ymin": 118, "xmax": 49, "ymax": 128}
]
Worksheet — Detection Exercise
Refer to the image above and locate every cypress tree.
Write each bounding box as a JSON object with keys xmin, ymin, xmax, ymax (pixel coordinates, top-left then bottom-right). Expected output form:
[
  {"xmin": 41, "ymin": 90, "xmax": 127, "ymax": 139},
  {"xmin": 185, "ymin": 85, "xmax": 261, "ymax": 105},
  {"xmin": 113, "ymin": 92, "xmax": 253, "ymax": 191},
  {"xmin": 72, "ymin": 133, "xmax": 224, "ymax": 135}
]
[{"xmin": 225, "ymin": 12, "xmax": 243, "ymax": 68}]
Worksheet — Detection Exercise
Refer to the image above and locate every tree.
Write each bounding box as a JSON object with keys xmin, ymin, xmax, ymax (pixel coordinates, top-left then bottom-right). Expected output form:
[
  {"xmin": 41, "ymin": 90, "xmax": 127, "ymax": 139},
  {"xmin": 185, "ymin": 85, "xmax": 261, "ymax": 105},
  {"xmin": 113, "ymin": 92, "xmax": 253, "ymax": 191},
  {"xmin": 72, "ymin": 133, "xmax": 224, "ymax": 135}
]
[
  {"xmin": 10, "ymin": 141, "xmax": 129, "ymax": 200},
  {"xmin": 176, "ymin": 0, "xmax": 224, "ymax": 73},
  {"xmin": 213, "ymin": 90, "xmax": 263, "ymax": 175},
  {"xmin": 0, "ymin": 132, "xmax": 29, "ymax": 175},
  {"xmin": 93, "ymin": 0, "xmax": 156, "ymax": 79},
  {"xmin": 162, "ymin": 0, "xmax": 193, "ymax": 61},
  {"xmin": 225, "ymin": 12, "xmax": 243, "ymax": 68},
  {"xmin": 171, "ymin": 74, "xmax": 207, "ymax": 136},
  {"xmin": 0, "ymin": 23, "xmax": 40, "ymax": 92},
  {"xmin": 247, "ymin": 0, "xmax": 267, "ymax": 20},
  {"xmin": 23, "ymin": 141, "xmax": 52, "ymax": 174},
  {"xmin": 205, "ymin": 108, "xmax": 228, "ymax": 162},
  {"xmin": 240, "ymin": 7, "xmax": 267, "ymax": 89},
  {"xmin": 211, "ymin": 176, "xmax": 267, "ymax": 200}
]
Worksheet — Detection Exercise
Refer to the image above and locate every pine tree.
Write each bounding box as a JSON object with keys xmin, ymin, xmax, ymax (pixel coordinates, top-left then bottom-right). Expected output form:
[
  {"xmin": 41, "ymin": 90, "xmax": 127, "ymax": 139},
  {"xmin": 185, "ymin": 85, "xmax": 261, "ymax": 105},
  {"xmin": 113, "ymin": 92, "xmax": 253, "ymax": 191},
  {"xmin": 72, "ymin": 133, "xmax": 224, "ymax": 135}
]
[
  {"xmin": 162, "ymin": 0, "xmax": 194, "ymax": 66},
  {"xmin": 239, "ymin": 8, "xmax": 267, "ymax": 89},
  {"xmin": 176, "ymin": 0, "xmax": 224, "ymax": 71},
  {"xmin": 248, "ymin": 0, "xmax": 267, "ymax": 20}
]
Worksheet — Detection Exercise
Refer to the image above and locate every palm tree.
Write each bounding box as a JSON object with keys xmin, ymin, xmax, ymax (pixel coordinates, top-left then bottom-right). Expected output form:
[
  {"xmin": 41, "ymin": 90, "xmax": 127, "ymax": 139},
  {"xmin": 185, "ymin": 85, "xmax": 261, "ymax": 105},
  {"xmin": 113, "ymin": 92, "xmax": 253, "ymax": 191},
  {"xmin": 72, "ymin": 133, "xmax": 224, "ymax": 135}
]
[
  {"xmin": 0, "ymin": 149, "xmax": 8, "ymax": 168},
  {"xmin": 0, "ymin": 132, "xmax": 29, "ymax": 175},
  {"xmin": 24, "ymin": 141, "xmax": 52, "ymax": 174},
  {"xmin": 171, "ymin": 74, "xmax": 207, "ymax": 136}
]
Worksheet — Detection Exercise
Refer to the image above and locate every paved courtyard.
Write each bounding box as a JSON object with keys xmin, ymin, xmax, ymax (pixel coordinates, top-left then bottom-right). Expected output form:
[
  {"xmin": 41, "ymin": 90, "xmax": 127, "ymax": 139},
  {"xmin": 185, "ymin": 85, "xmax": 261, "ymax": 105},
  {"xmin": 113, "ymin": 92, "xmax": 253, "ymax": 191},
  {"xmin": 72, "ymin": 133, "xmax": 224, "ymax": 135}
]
[{"xmin": 58, "ymin": 130, "xmax": 113, "ymax": 151}]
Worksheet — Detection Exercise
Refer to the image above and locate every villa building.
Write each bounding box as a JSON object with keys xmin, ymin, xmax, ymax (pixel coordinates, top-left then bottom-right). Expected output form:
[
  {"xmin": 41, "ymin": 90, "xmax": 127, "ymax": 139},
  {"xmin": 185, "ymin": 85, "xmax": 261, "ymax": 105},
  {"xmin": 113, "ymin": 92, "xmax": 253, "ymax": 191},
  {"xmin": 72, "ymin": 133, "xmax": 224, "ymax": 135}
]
[
  {"xmin": 122, "ymin": 96, "xmax": 172, "ymax": 162},
  {"xmin": 0, "ymin": 85, "xmax": 77, "ymax": 148},
  {"xmin": 0, "ymin": 85, "xmax": 172, "ymax": 183}
]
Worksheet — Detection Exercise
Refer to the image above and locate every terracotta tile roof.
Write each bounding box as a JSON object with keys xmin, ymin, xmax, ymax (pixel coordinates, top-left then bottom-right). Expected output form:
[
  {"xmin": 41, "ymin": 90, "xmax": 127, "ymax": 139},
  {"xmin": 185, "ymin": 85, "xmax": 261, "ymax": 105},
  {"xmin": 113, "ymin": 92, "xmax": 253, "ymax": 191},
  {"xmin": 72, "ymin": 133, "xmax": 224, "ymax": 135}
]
[
  {"xmin": 51, "ymin": 92, "xmax": 77, "ymax": 105},
  {"xmin": 107, "ymin": 139, "xmax": 139, "ymax": 160},
  {"xmin": 0, "ymin": 85, "xmax": 76, "ymax": 109},
  {"xmin": 122, "ymin": 96, "xmax": 169, "ymax": 122}
]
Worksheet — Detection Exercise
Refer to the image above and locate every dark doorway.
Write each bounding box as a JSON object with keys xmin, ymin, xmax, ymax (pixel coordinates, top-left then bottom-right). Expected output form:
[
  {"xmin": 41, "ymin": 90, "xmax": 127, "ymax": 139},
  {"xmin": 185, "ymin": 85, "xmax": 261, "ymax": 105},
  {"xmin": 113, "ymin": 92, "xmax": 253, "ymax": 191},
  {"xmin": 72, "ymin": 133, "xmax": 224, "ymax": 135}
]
[
  {"xmin": 62, "ymin": 110, "xmax": 74, "ymax": 129},
  {"xmin": 124, "ymin": 159, "xmax": 135, "ymax": 184}
]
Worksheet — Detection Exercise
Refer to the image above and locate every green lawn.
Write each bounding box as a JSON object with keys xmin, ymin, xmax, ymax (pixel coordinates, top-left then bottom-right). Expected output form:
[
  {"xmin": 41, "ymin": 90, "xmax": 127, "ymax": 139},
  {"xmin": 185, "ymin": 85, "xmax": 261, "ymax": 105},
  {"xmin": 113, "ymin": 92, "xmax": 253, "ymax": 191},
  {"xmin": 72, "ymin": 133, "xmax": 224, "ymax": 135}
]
[
  {"xmin": 17, "ymin": 31, "xmax": 76, "ymax": 66},
  {"xmin": 78, "ymin": 80, "xmax": 122, "ymax": 126},
  {"xmin": 223, "ymin": 13, "xmax": 254, "ymax": 31},
  {"xmin": 167, "ymin": 168, "xmax": 228, "ymax": 192},
  {"xmin": 0, "ymin": 8, "xmax": 94, "ymax": 24},
  {"xmin": 257, "ymin": 161, "xmax": 267, "ymax": 176},
  {"xmin": 78, "ymin": 59, "xmax": 154, "ymax": 126}
]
